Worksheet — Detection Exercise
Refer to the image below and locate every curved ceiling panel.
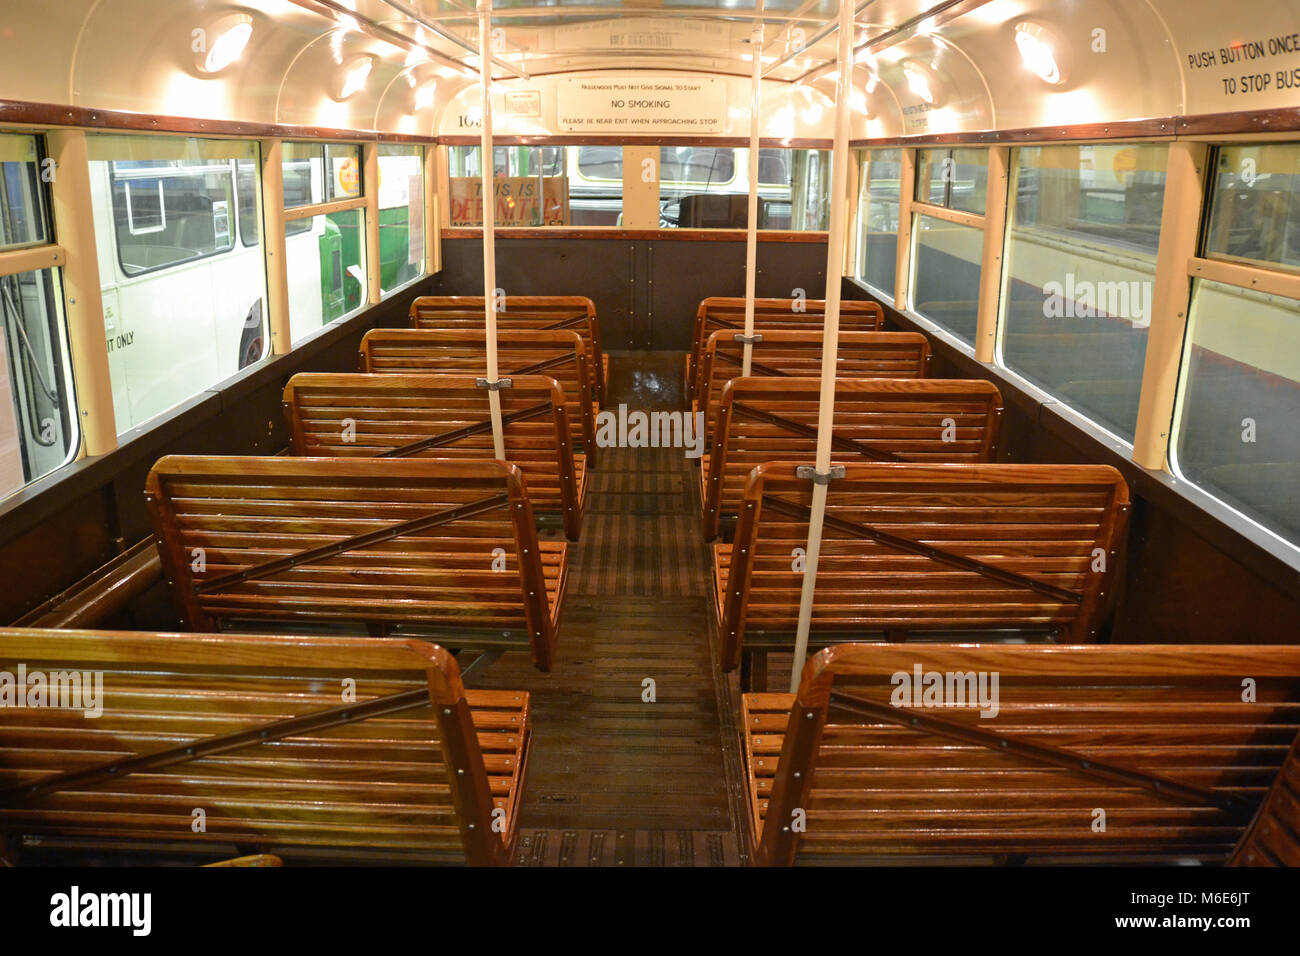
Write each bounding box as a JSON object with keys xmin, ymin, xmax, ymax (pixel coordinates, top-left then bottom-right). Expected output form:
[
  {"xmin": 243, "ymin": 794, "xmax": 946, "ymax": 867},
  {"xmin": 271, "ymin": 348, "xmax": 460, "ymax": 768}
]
[
  {"xmin": 71, "ymin": 1, "xmax": 324, "ymax": 124},
  {"xmin": 0, "ymin": 1, "xmax": 1297, "ymax": 138}
]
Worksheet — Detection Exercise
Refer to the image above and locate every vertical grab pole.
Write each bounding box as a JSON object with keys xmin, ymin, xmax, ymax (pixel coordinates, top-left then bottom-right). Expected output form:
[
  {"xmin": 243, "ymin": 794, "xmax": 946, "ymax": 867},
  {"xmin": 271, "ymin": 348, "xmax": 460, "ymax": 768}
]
[
  {"xmin": 478, "ymin": 0, "xmax": 505, "ymax": 460},
  {"xmin": 741, "ymin": 0, "xmax": 765, "ymax": 377},
  {"xmin": 789, "ymin": 0, "xmax": 854, "ymax": 692}
]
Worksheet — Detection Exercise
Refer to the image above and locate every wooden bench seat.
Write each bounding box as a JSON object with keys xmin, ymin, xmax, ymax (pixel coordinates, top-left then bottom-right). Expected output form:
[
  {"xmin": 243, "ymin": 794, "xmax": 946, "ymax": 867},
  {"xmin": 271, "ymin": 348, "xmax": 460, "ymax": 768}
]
[
  {"xmin": 283, "ymin": 373, "xmax": 586, "ymax": 540},
  {"xmin": 0, "ymin": 628, "xmax": 529, "ymax": 865},
  {"xmin": 744, "ymin": 642, "xmax": 1300, "ymax": 865},
  {"xmin": 714, "ymin": 462, "xmax": 1130, "ymax": 678},
  {"xmin": 701, "ymin": 377, "xmax": 1003, "ymax": 539},
  {"xmin": 1230, "ymin": 730, "xmax": 1300, "ymax": 865},
  {"xmin": 145, "ymin": 456, "xmax": 565, "ymax": 671},
  {"xmin": 410, "ymin": 295, "xmax": 606, "ymax": 405},
  {"xmin": 361, "ymin": 328, "xmax": 599, "ymax": 470},
  {"xmin": 694, "ymin": 330, "xmax": 931, "ymax": 439},
  {"xmin": 685, "ymin": 297, "xmax": 884, "ymax": 399}
]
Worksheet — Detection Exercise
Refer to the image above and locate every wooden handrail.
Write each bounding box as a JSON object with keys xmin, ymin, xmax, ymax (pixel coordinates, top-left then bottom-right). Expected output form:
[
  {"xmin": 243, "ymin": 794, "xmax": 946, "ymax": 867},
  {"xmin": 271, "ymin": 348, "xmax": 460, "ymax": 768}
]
[{"xmin": 14, "ymin": 538, "xmax": 161, "ymax": 628}]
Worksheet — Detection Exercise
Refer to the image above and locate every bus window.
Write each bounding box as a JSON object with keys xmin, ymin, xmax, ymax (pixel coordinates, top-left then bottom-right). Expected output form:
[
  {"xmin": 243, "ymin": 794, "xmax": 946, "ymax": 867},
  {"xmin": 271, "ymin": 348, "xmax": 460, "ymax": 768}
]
[
  {"xmin": 855, "ymin": 148, "xmax": 901, "ymax": 295},
  {"xmin": 1173, "ymin": 142, "xmax": 1300, "ymax": 547},
  {"xmin": 911, "ymin": 214, "xmax": 983, "ymax": 343},
  {"xmin": 657, "ymin": 147, "xmax": 829, "ymax": 230},
  {"xmin": 107, "ymin": 161, "xmax": 236, "ymax": 276},
  {"xmin": 1174, "ymin": 278, "xmax": 1300, "ymax": 546},
  {"xmin": 378, "ymin": 144, "xmax": 424, "ymax": 295},
  {"xmin": 917, "ymin": 147, "xmax": 988, "ymax": 215},
  {"xmin": 998, "ymin": 144, "xmax": 1167, "ymax": 442},
  {"xmin": 286, "ymin": 210, "xmax": 364, "ymax": 344},
  {"xmin": 1205, "ymin": 144, "xmax": 1300, "ymax": 270},
  {"xmin": 0, "ymin": 133, "xmax": 74, "ymax": 497},
  {"xmin": 87, "ymin": 135, "xmax": 268, "ymax": 434},
  {"xmin": 282, "ymin": 142, "xmax": 361, "ymax": 208},
  {"xmin": 447, "ymin": 145, "xmax": 573, "ymax": 227},
  {"xmin": 910, "ymin": 147, "xmax": 986, "ymax": 344}
]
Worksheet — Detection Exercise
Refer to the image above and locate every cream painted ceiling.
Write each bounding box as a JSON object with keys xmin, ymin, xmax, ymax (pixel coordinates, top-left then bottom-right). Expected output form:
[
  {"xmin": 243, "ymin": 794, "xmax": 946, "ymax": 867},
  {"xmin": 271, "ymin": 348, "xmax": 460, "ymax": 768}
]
[{"xmin": 0, "ymin": 0, "xmax": 1296, "ymax": 139}]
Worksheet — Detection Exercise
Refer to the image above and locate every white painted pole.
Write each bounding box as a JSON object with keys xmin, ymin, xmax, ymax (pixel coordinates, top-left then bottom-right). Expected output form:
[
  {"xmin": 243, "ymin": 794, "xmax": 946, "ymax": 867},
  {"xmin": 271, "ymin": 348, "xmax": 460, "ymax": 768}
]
[
  {"xmin": 477, "ymin": 0, "xmax": 506, "ymax": 460},
  {"xmin": 788, "ymin": 0, "xmax": 854, "ymax": 692},
  {"xmin": 741, "ymin": 0, "xmax": 765, "ymax": 377}
]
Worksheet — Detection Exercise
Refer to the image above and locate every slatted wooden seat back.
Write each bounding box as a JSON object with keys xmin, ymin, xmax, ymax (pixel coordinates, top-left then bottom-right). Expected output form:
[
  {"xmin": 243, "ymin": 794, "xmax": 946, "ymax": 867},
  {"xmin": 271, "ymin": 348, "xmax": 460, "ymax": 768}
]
[
  {"xmin": 686, "ymin": 297, "xmax": 885, "ymax": 399},
  {"xmin": 283, "ymin": 373, "xmax": 584, "ymax": 540},
  {"xmin": 360, "ymin": 328, "xmax": 598, "ymax": 469},
  {"xmin": 715, "ymin": 462, "xmax": 1130, "ymax": 671},
  {"xmin": 745, "ymin": 642, "xmax": 1300, "ymax": 865},
  {"xmin": 701, "ymin": 378, "xmax": 1003, "ymax": 540},
  {"xmin": 410, "ymin": 295, "xmax": 606, "ymax": 404},
  {"xmin": 696, "ymin": 331, "xmax": 931, "ymax": 436},
  {"xmin": 0, "ymin": 628, "xmax": 529, "ymax": 865},
  {"xmin": 145, "ymin": 456, "xmax": 564, "ymax": 671},
  {"xmin": 1230, "ymin": 731, "xmax": 1300, "ymax": 866}
]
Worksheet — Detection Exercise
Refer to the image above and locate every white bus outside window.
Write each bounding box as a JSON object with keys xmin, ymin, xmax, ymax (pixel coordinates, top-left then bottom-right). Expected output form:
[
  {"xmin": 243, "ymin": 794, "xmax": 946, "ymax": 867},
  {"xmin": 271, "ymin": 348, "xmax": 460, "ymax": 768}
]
[{"xmin": 87, "ymin": 134, "xmax": 269, "ymax": 435}]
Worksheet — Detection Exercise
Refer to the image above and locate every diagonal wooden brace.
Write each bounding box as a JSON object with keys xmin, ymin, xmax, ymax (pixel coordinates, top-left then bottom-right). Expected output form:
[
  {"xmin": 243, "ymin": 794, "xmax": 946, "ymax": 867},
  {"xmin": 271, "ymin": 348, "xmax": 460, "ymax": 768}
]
[
  {"xmin": 828, "ymin": 689, "xmax": 1253, "ymax": 820},
  {"xmin": 194, "ymin": 492, "xmax": 510, "ymax": 596},
  {"xmin": 760, "ymin": 494, "xmax": 1085, "ymax": 606}
]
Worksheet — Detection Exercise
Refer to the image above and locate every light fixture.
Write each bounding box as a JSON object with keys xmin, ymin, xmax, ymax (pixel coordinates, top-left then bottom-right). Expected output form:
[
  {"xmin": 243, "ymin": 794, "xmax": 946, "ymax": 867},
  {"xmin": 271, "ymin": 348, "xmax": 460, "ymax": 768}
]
[
  {"xmin": 414, "ymin": 81, "xmax": 437, "ymax": 111},
  {"xmin": 196, "ymin": 13, "xmax": 253, "ymax": 75},
  {"xmin": 903, "ymin": 60, "xmax": 939, "ymax": 105},
  {"xmin": 336, "ymin": 55, "xmax": 374, "ymax": 100},
  {"xmin": 1015, "ymin": 21, "xmax": 1065, "ymax": 85},
  {"xmin": 865, "ymin": 72, "xmax": 879, "ymax": 94}
]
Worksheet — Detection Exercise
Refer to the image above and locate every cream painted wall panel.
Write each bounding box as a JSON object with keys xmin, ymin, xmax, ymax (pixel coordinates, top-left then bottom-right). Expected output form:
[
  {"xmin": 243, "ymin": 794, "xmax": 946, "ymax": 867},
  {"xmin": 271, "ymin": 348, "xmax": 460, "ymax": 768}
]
[
  {"xmin": 1149, "ymin": 0, "xmax": 1300, "ymax": 115},
  {"xmin": 70, "ymin": 1, "xmax": 319, "ymax": 123},
  {"xmin": 0, "ymin": 0, "xmax": 95, "ymax": 105}
]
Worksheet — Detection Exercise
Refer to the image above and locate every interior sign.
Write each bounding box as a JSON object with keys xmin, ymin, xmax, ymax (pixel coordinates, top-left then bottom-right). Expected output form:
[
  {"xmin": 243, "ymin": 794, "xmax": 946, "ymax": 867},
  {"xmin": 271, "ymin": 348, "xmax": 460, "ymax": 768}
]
[
  {"xmin": 1185, "ymin": 32, "xmax": 1300, "ymax": 97},
  {"xmin": 556, "ymin": 77, "xmax": 724, "ymax": 133},
  {"xmin": 503, "ymin": 90, "xmax": 541, "ymax": 118}
]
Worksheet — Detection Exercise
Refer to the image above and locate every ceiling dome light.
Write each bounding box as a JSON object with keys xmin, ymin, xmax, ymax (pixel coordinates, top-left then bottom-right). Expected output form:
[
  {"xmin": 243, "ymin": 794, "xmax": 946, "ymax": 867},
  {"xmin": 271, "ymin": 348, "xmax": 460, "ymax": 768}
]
[
  {"xmin": 1015, "ymin": 22, "xmax": 1065, "ymax": 85},
  {"xmin": 414, "ymin": 81, "xmax": 437, "ymax": 111},
  {"xmin": 903, "ymin": 60, "xmax": 940, "ymax": 105},
  {"xmin": 196, "ymin": 13, "xmax": 253, "ymax": 75},
  {"xmin": 336, "ymin": 55, "xmax": 374, "ymax": 100}
]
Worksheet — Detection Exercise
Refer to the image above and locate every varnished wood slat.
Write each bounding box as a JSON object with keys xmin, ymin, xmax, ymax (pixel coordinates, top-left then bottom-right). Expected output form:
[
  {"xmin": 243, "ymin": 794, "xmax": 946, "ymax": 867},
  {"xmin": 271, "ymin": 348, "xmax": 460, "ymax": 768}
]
[
  {"xmin": 684, "ymin": 297, "xmax": 884, "ymax": 399},
  {"xmin": 0, "ymin": 627, "xmax": 530, "ymax": 865},
  {"xmin": 284, "ymin": 373, "xmax": 583, "ymax": 540},
  {"xmin": 702, "ymin": 378, "xmax": 1003, "ymax": 539},
  {"xmin": 716, "ymin": 462, "xmax": 1130, "ymax": 670},
  {"xmin": 695, "ymin": 331, "xmax": 931, "ymax": 440},
  {"xmin": 409, "ymin": 295, "xmax": 606, "ymax": 404},
  {"xmin": 745, "ymin": 642, "xmax": 1300, "ymax": 866},
  {"xmin": 360, "ymin": 328, "xmax": 599, "ymax": 469},
  {"xmin": 1230, "ymin": 731, "xmax": 1300, "ymax": 866},
  {"xmin": 145, "ymin": 456, "xmax": 564, "ymax": 671}
]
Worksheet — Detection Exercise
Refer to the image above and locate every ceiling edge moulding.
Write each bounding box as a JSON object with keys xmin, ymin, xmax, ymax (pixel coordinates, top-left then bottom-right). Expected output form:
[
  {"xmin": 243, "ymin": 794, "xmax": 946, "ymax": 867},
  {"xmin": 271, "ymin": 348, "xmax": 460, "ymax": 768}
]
[
  {"xmin": 0, "ymin": 99, "xmax": 433, "ymax": 144},
  {"xmin": 849, "ymin": 105, "xmax": 1300, "ymax": 148}
]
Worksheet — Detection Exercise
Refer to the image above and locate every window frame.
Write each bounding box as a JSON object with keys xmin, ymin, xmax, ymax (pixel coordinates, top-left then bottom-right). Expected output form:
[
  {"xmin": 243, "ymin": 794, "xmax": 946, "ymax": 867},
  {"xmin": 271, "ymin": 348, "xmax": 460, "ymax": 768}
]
[
  {"xmin": 0, "ymin": 132, "xmax": 81, "ymax": 497},
  {"xmin": 106, "ymin": 160, "xmax": 242, "ymax": 279}
]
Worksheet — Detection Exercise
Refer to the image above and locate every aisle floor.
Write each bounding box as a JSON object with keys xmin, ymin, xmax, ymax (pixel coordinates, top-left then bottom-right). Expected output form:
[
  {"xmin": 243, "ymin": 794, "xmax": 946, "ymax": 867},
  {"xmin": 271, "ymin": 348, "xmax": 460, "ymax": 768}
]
[{"xmin": 472, "ymin": 351, "xmax": 749, "ymax": 865}]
